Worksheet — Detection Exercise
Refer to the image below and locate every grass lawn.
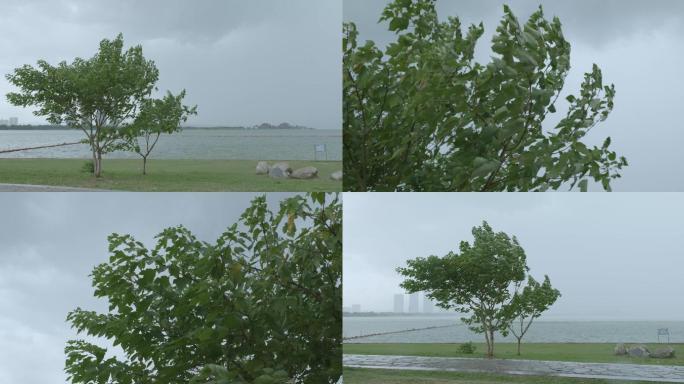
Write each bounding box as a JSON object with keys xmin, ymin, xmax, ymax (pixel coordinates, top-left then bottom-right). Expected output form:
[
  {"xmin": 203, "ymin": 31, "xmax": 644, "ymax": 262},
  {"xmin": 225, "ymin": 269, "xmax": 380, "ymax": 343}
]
[
  {"xmin": 343, "ymin": 367, "xmax": 655, "ymax": 384},
  {"xmin": 0, "ymin": 158, "xmax": 342, "ymax": 191},
  {"xmin": 344, "ymin": 343, "xmax": 684, "ymax": 366}
]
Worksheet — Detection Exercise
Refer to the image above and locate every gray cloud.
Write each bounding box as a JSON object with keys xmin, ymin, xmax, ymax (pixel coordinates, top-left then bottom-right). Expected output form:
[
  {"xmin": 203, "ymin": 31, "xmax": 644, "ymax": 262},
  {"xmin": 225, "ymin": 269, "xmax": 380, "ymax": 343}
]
[
  {"xmin": 0, "ymin": 0, "xmax": 341, "ymax": 129},
  {"xmin": 345, "ymin": 0, "xmax": 684, "ymax": 48},
  {"xmin": 0, "ymin": 192, "xmax": 298, "ymax": 384},
  {"xmin": 344, "ymin": 0, "xmax": 684, "ymax": 191},
  {"xmin": 344, "ymin": 193, "xmax": 684, "ymax": 320}
]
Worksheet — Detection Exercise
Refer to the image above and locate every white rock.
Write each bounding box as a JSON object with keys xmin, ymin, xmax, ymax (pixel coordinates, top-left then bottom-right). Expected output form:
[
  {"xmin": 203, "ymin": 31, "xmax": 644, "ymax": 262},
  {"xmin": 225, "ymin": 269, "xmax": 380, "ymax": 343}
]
[
  {"xmin": 330, "ymin": 170, "xmax": 342, "ymax": 181},
  {"xmin": 291, "ymin": 166, "xmax": 319, "ymax": 179},
  {"xmin": 256, "ymin": 161, "xmax": 269, "ymax": 175},
  {"xmin": 651, "ymin": 346, "xmax": 675, "ymax": 359}
]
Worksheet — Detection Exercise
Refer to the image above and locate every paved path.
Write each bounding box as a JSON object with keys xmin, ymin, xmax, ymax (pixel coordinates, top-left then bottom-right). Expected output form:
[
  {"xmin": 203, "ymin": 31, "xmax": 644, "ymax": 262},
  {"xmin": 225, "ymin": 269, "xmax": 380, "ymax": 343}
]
[
  {"xmin": 0, "ymin": 183, "xmax": 109, "ymax": 192},
  {"xmin": 344, "ymin": 354, "xmax": 684, "ymax": 382}
]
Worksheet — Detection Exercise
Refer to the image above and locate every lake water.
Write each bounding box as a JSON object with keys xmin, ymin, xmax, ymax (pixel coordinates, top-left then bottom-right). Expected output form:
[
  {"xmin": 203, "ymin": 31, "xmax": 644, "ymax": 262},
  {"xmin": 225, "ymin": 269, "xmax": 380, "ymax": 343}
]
[
  {"xmin": 0, "ymin": 129, "xmax": 342, "ymax": 160},
  {"xmin": 344, "ymin": 316, "xmax": 684, "ymax": 343}
]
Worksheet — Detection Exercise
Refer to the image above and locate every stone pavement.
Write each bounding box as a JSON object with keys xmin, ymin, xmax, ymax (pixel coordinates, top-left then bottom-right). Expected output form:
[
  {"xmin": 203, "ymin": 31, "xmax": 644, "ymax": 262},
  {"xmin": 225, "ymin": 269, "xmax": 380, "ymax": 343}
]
[
  {"xmin": 344, "ymin": 354, "xmax": 684, "ymax": 382},
  {"xmin": 0, "ymin": 183, "xmax": 109, "ymax": 192}
]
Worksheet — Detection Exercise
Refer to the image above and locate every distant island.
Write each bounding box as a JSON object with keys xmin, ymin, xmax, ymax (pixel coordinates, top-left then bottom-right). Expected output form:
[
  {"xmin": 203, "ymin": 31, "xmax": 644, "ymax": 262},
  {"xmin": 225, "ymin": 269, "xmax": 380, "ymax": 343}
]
[
  {"xmin": 0, "ymin": 122, "xmax": 316, "ymax": 130},
  {"xmin": 186, "ymin": 122, "xmax": 315, "ymax": 130},
  {"xmin": 344, "ymin": 311, "xmax": 456, "ymax": 317}
]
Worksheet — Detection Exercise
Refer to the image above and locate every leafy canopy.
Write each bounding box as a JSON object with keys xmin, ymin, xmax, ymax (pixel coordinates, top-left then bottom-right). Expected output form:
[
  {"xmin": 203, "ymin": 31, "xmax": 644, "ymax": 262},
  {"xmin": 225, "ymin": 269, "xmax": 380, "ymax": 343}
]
[
  {"xmin": 343, "ymin": 0, "xmax": 627, "ymax": 191},
  {"xmin": 65, "ymin": 193, "xmax": 341, "ymax": 384}
]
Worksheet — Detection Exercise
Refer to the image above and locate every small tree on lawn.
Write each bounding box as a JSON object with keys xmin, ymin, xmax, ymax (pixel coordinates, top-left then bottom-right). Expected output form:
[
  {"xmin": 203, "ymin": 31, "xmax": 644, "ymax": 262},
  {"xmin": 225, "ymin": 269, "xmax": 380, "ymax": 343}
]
[
  {"xmin": 507, "ymin": 275, "xmax": 560, "ymax": 355},
  {"xmin": 125, "ymin": 90, "xmax": 197, "ymax": 174},
  {"xmin": 397, "ymin": 221, "xmax": 527, "ymax": 357}
]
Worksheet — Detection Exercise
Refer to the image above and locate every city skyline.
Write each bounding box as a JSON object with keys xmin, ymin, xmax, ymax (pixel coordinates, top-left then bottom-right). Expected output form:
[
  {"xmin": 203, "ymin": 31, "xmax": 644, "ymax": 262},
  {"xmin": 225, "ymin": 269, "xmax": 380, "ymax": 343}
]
[
  {"xmin": 346, "ymin": 292, "xmax": 441, "ymax": 314},
  {"xmin": 0, "ymin": 117, "xmax": 18, "ymax": 126}
]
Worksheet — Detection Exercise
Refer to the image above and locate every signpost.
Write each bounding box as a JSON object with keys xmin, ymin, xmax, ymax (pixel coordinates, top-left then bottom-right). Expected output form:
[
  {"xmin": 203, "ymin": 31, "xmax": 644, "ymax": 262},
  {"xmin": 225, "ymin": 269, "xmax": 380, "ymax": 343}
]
[
  {"xmin": 657, "ymin": 328, "xmax": 670, "ymax": 343},
  {"xmin": 315, "ymin": 144, "xmax": 327, "ymax": 161}
]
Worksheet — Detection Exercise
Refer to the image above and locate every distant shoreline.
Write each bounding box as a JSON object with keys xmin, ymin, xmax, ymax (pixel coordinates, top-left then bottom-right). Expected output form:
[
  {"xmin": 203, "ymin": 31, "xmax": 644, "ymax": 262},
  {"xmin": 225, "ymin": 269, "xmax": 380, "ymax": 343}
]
[{"xmin": 0, "ymin": 126, "xmax": 334, "ymax": 131}]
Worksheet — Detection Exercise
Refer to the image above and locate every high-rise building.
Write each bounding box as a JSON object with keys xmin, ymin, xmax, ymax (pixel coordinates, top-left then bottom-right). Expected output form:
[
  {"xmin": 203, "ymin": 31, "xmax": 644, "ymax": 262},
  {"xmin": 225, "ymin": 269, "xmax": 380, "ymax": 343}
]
[
  {"xmin": 0, "ymin": 119, "xmax": 8, "ymax": 126},
  {"xmin": 393, "ymin": 293, "xmax": 404, "ymax": 313},
  {"xmin": 423, "ymin": 295, "xmax": 434, "ymax": 314},
  {"xmin": 408, "ymin": 292, "xmax": 420, "ymax": 313},
  {"xmin": 8, "ymin": 117, "xmax": 18, "ymax": 126},
  {"xmin": 351, "ymin": 304, "xmax": 361, "ymax": 313}
]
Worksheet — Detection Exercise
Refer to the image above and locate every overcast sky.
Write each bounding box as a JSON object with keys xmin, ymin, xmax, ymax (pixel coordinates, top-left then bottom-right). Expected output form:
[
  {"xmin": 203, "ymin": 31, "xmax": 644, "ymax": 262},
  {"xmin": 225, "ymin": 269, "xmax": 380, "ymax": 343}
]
[
  {"xmin": 345, "ymin": 0, "xmax": 684, "ymax": 191},
  {"xmin": 0, "ymin": 192, "xmax": 297, "ymax": 384},
  {"xmin": 344, "ymin": 192, "xmax": 684, "ymax": 320},
  {"xmin": 0, "ymin": 0, "xmax": 341, "ymax": 129}
]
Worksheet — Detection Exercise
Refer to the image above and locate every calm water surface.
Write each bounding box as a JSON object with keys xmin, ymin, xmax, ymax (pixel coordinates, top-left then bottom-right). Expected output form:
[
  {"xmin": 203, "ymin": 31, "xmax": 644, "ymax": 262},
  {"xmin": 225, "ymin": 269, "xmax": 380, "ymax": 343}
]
[
  {"xmin": 0, "ymin": 129, "xmax": 341, "ymax": 160},
  {"xmin": 344, "ymin": 316, "xmax": 684, "ymax": 343}
]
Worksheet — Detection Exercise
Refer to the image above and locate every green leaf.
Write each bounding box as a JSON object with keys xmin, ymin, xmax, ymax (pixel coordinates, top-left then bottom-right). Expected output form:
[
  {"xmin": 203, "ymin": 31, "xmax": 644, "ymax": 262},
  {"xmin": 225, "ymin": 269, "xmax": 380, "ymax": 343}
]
[
  {"xmin": 472, "ymin": 159, "xmax": 500, "ymax": 178},
  {"xmin": 389, "ymin": 17, "xmax": 409, "ymax": 31},
  {"xmin": 578, "ymin": 179, "xmax": 588, "ymax": 192}
]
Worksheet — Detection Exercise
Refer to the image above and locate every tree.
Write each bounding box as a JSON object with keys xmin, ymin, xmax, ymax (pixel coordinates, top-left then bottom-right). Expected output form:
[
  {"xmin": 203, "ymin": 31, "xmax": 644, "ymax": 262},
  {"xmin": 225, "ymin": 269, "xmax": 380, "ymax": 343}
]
[
  {"xmin": 65, "ymin": 193, "xmax": 342, "ymax": 384},
  {"xmin": 6, "ymin": 34, "xmax": 193, "ymax": 177},
  {"xmin": 125, "ymin": 90, "xmax": 197, "ymax": 175},
  {"xmin": 343, "ymin": 0, "xmax": 627, "ymax": 191},
  {"xmin": 397, "ymin": 221, "xmax": 528, "ymax": 358},
  {"xmin": 506, "ymin": 275, "xmax": 560, "ymax": 355}
]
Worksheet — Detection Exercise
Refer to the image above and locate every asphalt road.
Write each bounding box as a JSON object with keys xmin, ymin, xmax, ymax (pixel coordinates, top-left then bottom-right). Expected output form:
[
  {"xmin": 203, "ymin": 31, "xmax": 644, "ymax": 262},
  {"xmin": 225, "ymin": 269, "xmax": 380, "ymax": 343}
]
[
  {"xmin": 0, "ymin": 183, "xmax": 110, "ymax": 192},
  {"xmin": 344, "ymin": 354, "xmax": 684, "ymax": 383}
]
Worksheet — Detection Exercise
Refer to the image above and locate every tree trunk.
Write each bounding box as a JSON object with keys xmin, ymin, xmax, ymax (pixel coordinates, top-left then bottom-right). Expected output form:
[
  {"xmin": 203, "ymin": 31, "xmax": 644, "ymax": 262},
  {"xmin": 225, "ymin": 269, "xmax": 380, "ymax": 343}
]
[
  {"xmin": 91, "ymin": 148, "xmax": 98, "ymax": 176},
  {"xmin": 142, "ymin": 156, "xmax": 147, "ymax": 175},
  {"xmin": 517, "ymin": 337, "xmax": 522, "ymax": 355},
  {"xmin": 489, "ymin": 330, "xmax": 495, "ymax": 358},
  {"xmin": 95, "ymin": 151, "xmax": 103, "ymax": 178}
]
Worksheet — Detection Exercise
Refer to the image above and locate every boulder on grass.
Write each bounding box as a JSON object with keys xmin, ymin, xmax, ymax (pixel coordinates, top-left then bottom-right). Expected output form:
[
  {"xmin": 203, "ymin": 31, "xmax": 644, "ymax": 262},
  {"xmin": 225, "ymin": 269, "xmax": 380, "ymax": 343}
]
[
  {"xmin": 651, "ymin": 346, "xmax": 675, "ymax": 359},
  {"xmin": 291, "ymin": 166, "xmax": 319, "ymax": 179},
  {"xmin": 330, "ymin": 170, "xmax": 342, "ymax": 181},
  {"xmin": 627, "ymin": 345, "xmax": 650, "ymax": 358},
  {"xmin": 256, "ymin": 161, "xmax": 269, "ymax": 175},
  {"xmin": 614, "ymin": 343, "xmax": 627, "ymax": 356},
  {"xmin": 269, "ymin": 162, "xmax": 291, "ymax": 178},
  {"xmin": 269, "ymin": 167, "xmax": 287, "ymax": 178}
]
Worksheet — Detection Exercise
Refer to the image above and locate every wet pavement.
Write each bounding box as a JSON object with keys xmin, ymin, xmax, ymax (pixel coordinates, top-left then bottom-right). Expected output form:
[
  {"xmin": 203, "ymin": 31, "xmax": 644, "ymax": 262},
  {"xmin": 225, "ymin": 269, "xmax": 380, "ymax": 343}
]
[
  {"xmin": 343, "ymin": 354, "xmax": 684, "ymax": 382},
  {"xmin": 0, "ymin": 183, "xmax": 109, "ymax": 192}
]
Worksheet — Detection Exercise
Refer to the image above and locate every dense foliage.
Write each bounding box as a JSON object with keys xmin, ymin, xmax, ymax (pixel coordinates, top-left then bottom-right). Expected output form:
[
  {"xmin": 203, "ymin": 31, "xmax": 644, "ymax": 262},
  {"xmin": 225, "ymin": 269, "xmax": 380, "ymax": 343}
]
[
  {"xmin": 397, "ymin": 221, "xmax": 558, "ymax": 357},
  {"xmin": 344, "ymin": 0, "xmax": 626, "ymax": 191},
  {"xmin": 65, "ymin": 193, "xmax": 342, "ymax": 383},
  {"xmin": 6, "ymin": 34, "xmax": 194, "ymax": 177}
]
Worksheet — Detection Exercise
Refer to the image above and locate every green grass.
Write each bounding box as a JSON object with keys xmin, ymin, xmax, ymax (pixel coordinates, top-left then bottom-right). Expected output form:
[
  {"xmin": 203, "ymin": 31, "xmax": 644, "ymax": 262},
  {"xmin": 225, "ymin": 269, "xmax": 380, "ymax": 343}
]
[
  {"xmin": 344, "ymin": 367, "xmax": 654, "ymax": 384},
  {"xmin": 0, "ymin": 158, "xmax": 342, "ymax": 191},
  {"xmin": 344, "ymin": 343, "xmax": 684, "ymax": 366}
]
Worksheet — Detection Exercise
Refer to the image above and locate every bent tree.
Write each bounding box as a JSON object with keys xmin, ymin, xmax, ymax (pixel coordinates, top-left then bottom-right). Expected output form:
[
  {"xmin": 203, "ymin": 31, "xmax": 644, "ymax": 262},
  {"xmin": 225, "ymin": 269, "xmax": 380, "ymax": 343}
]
[
  {"xmin": 344, "ymin": 0, "xmax": 627, "ymax": 191},
  {"xmin": 397, "ymin": 221, "xmax": 557, "ymax": 358},
  {"xmin": 65, "ymin": 193, "xmax": 342, "ymax": 384},
  {"xmin": 506, "ymin": 275, "xmax": 560, "ymax": 355},
  {"xmin": 6, "ymin": 34, "xmax": 194, "ymax": 177},
  {"xmin": 125, "ymin": 90, "xmax": 197, "ymax": 175}
]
